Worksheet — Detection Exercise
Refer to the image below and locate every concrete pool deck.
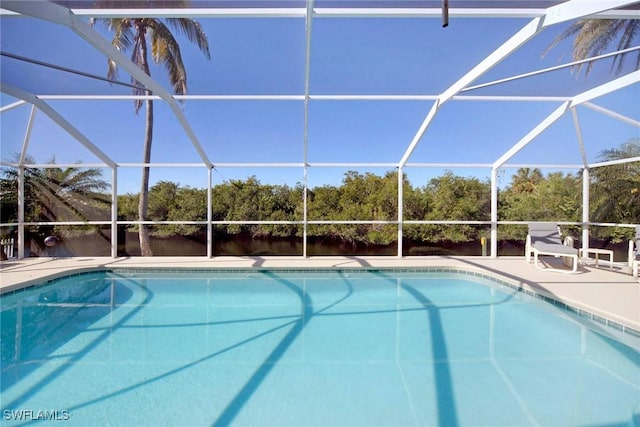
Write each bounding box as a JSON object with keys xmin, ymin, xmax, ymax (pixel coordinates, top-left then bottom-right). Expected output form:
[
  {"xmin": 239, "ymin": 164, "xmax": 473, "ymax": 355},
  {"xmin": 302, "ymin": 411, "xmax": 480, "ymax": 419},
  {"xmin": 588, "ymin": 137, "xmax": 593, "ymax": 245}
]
[{"xmin": 1, "ymin": 255, "xmax": 639, "ymax": 332}]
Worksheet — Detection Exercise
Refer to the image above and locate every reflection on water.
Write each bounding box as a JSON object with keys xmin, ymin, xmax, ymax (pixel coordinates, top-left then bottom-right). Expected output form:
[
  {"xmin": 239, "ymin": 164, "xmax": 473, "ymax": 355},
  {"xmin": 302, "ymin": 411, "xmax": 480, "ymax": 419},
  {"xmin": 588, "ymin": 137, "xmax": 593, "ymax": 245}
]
[{"xmin": 1, "ymin": 274, "xmax": 135, "ymax": 393}]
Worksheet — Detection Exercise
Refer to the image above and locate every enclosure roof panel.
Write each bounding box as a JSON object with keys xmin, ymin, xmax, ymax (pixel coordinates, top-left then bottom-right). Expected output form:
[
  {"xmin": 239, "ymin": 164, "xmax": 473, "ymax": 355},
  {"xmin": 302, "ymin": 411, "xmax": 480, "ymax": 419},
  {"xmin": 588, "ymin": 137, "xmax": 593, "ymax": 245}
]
[{"xmin": 1, "ymin": 0, "xmax": 638, "ymax": 176}]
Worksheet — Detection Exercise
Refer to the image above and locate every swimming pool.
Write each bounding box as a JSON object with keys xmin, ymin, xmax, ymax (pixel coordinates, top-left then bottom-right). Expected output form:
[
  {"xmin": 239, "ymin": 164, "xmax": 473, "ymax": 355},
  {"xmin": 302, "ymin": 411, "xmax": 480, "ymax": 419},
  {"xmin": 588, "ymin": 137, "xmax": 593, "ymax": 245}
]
[{"xmin": 1, "ymin": 269, "xmax": 639, "ymax": 426}]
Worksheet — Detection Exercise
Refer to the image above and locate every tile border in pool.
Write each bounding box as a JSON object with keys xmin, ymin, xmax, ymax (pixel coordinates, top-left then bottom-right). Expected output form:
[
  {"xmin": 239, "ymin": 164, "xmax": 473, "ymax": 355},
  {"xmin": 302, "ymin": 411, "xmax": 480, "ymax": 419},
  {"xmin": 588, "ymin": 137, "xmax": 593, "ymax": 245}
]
[{"xmin": 2, "ymin": 266, "xmax": 639, "ymax": 340}]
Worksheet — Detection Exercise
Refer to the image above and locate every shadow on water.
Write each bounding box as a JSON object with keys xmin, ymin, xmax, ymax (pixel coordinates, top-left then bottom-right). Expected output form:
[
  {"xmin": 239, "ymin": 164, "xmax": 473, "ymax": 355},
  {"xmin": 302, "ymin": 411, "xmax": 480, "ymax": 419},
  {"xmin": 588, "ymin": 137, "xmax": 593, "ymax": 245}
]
[
  {"xmin": 0, "ymin": 273, "xmax": 144, "ymax": 411},
  {"xmin": 13, "ymin": 270, "xmax": 321, "ymax": 426},
  {"xmin": 402, "ymin": 284, "xmax": 459, "ymax": 427},
  {"xmin": 209, "ymin": 269, "xmax": 516, "ymax": 427},
  {"xmin": 0, "ymin": 274, "xmax": 134, "ymax": 392},
  {"xmin": 57, "ymin": 316, "xmax": 304, "ymax": 420},
  {"xmin": 5, "ymin": 268, "xmax": 636, "ymax": 426},
  {"xmin": 22, "ymin": 270, "xmax": 339, "ymax": 425},
  {"xmin": 211, "ymin": 271, "xmax": 315, "ymax": 427},
  {"xmin": 365, "ymin": 270, "xmax": 461, "ymax": 427}
]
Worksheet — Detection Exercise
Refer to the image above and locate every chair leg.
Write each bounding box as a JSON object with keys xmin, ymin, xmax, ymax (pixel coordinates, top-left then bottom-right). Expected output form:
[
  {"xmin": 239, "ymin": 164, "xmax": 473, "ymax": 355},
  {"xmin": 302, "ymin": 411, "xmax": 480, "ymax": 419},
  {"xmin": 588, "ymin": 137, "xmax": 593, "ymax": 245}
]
[
  {"xmin": 531, "ymin": 250, "xmax": 578, "ymax": 273},
  {"xmin": 533, "ymin": 251, "xmax": 542, "ymax": 270}
]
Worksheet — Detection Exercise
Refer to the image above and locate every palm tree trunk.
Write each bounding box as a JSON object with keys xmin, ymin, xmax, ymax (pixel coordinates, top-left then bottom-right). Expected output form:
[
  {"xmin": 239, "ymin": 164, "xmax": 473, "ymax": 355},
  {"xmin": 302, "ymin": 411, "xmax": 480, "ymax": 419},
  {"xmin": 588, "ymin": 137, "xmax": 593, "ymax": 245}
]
[
  {"xmin": 138, "ymin": 33, "xmax": 153, "ymax": 256},
  {"xmin": 138, "ymin": 97, "xmax": 153, "ymax": 256}
]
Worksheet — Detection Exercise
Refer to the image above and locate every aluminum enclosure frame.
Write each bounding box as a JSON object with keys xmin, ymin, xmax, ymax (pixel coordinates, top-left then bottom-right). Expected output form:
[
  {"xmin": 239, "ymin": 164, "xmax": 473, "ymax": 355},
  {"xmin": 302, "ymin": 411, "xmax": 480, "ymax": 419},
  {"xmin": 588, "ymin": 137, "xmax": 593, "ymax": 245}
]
[{"xmin": 1, "ymin": 0, "xmax": 639, "ymax": 259}]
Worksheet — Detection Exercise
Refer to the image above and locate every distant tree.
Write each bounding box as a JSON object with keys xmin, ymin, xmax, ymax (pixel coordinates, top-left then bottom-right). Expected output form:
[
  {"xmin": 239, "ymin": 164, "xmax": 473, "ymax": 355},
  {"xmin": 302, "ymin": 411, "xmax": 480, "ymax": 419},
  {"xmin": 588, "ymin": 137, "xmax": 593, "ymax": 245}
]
[
  {"xmin": 590, "ymin": 138, "xmax": 640, "ymax": 239},
  {"xmin": 306, "ymin": 171, "xmax": 400, "ymax": 245},
  {"xmin": 306, "ymin": 184, "xmax": 342, "ymax": 240},
  {"xmin": 0, "ymin": 155, "xmax": 110, "ymax": 245},
  {"xmin": 170, "ymin": 186, "xmax": 208, "ymax": 236},
  {"xmin": 500, "ymin": 171, "xmax": 581, "ymax": 240},
  {"xmin": 1, "ymin": 155, "xmax": 109, "ymax": 223},
  {"xmin": 544, "ymin": 19, "xmax": 640, "ymax": 75},
  {"xmin": 212, "ymin": 176, "xmax": 300, "ymax": 238},
  {"xmin": 148, "ymin": 180, "xmax": 180, "ymax": 223},
  {"xmin": 117, "ymin": 193, "xmax": 139, "ymax": 222},
  {"xmin": 338, "ymin": 171, "xmax": 398, "ymax": 221},
  {"xmin": 509, "ymin": 168, "xmax": 543, "ymax": 193},
  {"xmin": 264, "ymin": 184, "xmax": 302, "ymax": 238},
  {"xmin": 417, "ymin": 171, "xmax": 491, "ymax": 242}
]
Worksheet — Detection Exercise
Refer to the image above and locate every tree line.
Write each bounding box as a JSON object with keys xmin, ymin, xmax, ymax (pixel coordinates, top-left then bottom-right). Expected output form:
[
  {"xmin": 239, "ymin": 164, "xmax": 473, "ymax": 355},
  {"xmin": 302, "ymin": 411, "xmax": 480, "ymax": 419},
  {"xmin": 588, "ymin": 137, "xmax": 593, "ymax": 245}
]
[
  {"xmin": 1, "ymin": 139, "xmax": 638, "ymax": 247},
  {"xmin": 117, "ymin": 138, "xmax": 639, "ymax": 245},
  {"xmin": 112, "ymin": 168, "xmax": 604, "ymax": 245}
]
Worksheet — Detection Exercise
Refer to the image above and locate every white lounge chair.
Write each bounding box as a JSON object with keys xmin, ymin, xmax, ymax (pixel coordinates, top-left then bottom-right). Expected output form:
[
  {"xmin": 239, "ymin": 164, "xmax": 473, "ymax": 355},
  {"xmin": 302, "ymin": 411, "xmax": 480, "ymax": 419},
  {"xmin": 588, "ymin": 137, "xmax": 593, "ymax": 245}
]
[
  {"xmin": 525, "ymin": 222, "xmax": 579, "ymax": 273},
  {"xmin": 628, "ymin": 225, "xmax": 639, "ymax": 280}
]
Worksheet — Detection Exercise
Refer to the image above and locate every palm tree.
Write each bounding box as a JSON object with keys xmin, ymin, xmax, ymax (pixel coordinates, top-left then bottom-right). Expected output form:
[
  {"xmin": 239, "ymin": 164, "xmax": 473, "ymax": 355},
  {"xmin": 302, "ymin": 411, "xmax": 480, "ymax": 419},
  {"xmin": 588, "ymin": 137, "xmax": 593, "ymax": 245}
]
[
  {"xmin": 0, "ymin": 155, "xmax": 111, "ymax": 254},
  {"xmin": 590, "ymin": 138, "xmax": 640, "ymax": 227},
  {"xmin": 509, "ymin": 168, "xmax": 543, "ymax": 193},
  {"xmin": 544, "ymin": 19, "xmax": 640, "ymax": 75},
  {"xmin": 91, "ymin": 7, "xmax": 210, "ymax": 256},
  {"xmin": 1, "ymin": 155, "xmax": 110, "ymax": 223}
]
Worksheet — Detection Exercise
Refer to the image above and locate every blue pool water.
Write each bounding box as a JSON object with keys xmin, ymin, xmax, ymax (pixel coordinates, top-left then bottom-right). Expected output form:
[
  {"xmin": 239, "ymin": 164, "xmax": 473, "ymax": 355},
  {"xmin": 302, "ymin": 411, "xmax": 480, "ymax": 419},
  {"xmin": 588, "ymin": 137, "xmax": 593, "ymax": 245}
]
[{"xmin": 1, "ymin": 269, "xmax": 639, "ymax": 426}]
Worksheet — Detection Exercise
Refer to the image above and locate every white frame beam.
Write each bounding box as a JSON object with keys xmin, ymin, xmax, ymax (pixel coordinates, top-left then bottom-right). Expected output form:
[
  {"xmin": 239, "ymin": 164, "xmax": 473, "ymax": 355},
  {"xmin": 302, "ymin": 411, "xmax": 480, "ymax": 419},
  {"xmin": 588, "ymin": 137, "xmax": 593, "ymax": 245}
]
[
  {"xmin": 571, "ymin": 107, "xmax": 590, "ymax": 254},
  {"xmin": 111, "ymin": 168, "xmax": 118, "ymax": 258},
  {"xmin": 571, "ymin": 70, "xmax": 640, "ymax": 106},
  {"xmin": 19, "ymin": 105, "xmax": 37, "ymax": 165},
  {"xmin": 570, "ymin": 108, "xmax": 589, "ymax": 168},
  {"xmin": 543, "ymin": 0, "xmax": 640, "ymax": 27},
  {"xmin": 0, "ymin": 100, "xmax": 27, "ymax": 113},
  {"xmin": 1, "ymin": 83, "xmax": 116, "ymax": 168},
  {"xmin": 399, "ymin": 0, "xmax": 638, "ymax": 170},
  {"xmin": 493, "ymin": 71, "xmax": 640, "ymax": 171},
  {"xmin": 397, "ymin": 0, "xmax": 639, "ymax": 258},
  {"xmin": 302, "ymin": 0, "xmax": 315, "ymax": 258},
  {"xmin": 582, "ymin": 102, "xmax": 640, "ymax": 128},
  {"xmin": 490, "ymin": 71, "xmax": 640, "ymax": 257},
  {"xmin": 3, "ymin": 5, "xmax": 635, "ymax": 20},
  {"xmin": 1, "ymin": 0, "xmax": 212, "ymax": 168},
  {"xmin": 493, "ymin": 102, "xmax": 571, "ymax": 170},
  {"xmin": 589, "ymin": 156, "xmax": 640, "ymax": 169}
]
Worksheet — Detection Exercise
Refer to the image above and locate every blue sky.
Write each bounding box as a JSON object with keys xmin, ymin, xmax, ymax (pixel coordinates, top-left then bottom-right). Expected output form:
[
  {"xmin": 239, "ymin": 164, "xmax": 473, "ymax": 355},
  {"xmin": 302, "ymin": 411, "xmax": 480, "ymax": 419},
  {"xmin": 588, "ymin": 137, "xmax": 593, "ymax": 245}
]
[{"xmin": 1, "ymin": 9, "xmax": 638, "ymax": 194}]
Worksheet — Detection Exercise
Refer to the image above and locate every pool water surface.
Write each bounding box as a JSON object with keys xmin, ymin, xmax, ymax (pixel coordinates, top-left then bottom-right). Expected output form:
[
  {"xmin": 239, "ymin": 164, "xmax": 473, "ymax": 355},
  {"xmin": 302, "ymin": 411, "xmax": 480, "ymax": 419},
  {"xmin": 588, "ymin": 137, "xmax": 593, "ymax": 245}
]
[{"xmin": 1, "ymin": 270, "xmax": 639, "ymax": 426}]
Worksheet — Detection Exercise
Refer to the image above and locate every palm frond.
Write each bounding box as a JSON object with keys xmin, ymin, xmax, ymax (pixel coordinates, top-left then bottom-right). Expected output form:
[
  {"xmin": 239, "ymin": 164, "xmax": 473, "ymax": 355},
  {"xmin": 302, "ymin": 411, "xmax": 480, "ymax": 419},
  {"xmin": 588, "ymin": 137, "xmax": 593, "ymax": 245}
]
[
  {"xmin": 91, "ymin": 18, "xmax": 135, "ymax": 81},
  {"xmin": 544, "ymin": 19, "xmax": 640, "ymax": 76},
  {"xmin": 614, "ymin": 20, "xmax": 640, "ymax": 73},
  {"xmin": 542, "ymin": 21, "xmax": 585, "ymax": 59},
  {"xmin": 166, "ymin": 18, "xmax": 211, "ymax": 59},
  {"xmin": 148, "ymin": 20, "xmax": 188, "ymax": 95}
]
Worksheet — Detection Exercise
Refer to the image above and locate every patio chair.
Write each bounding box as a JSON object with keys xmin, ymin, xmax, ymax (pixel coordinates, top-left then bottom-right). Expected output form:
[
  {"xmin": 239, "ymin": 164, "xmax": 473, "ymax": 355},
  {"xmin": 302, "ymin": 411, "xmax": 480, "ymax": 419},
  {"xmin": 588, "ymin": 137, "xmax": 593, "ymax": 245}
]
[
  {"xmin": 629, "ymin": 225, "xmax": 639, "ymax": 280},
  {"xmin": 525, "ymin": 222, "xmax": 579, "ymax": 273}
]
